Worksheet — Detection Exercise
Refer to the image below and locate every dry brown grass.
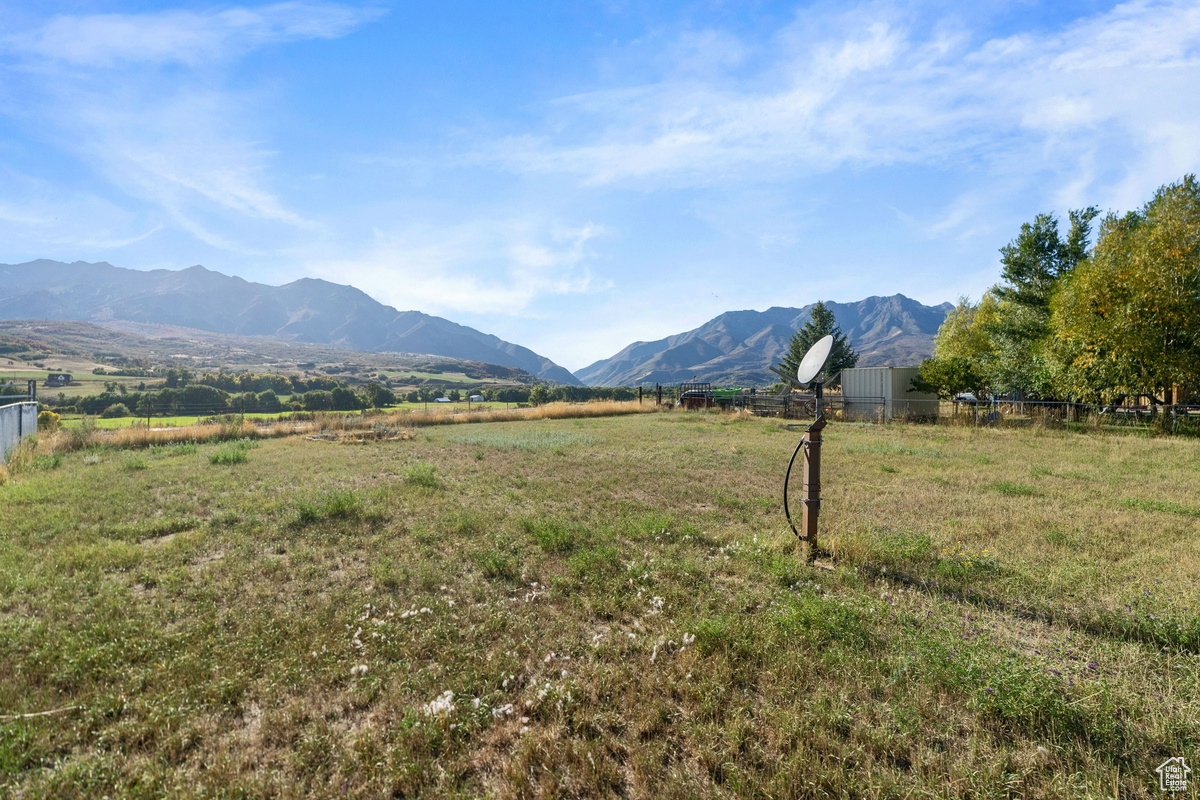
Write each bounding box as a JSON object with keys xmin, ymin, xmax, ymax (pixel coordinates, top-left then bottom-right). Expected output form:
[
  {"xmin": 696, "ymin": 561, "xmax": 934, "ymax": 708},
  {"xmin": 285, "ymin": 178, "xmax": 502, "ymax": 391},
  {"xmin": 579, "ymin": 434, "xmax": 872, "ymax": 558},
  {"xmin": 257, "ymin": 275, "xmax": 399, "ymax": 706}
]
[
  {"xmin": 379, "ymin": 399, "xmax": 657, "ymax": 428},
  {"xmin": 1, "ymin": 411, "xmax": 1198, "ymax": 798},
  {"xmin": 39, "ymin": 401, "xmax": 658, "ymax": 455}
]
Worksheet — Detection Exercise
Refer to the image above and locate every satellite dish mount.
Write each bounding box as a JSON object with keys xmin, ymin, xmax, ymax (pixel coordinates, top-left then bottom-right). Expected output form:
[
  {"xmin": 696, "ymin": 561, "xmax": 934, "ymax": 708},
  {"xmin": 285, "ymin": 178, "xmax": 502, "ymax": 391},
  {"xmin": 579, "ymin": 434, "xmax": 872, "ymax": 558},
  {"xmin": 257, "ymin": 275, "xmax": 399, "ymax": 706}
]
[{"xmin": 783, "ymin": 335, "xmax": 834, "ymax": 562}]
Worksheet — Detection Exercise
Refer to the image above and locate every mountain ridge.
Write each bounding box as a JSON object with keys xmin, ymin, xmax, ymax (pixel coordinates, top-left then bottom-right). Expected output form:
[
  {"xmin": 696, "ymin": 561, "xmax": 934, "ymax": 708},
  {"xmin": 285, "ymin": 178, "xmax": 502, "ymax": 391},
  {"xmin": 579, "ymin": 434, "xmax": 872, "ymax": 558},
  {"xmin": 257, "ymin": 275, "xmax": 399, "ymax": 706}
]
[
  {"xmin": 0, "ymin": 260, "xmax": 581, "ymax": 385},
  {"xmin": 575, "ymin": 295, "xmax": 952, "ymax": 387}
]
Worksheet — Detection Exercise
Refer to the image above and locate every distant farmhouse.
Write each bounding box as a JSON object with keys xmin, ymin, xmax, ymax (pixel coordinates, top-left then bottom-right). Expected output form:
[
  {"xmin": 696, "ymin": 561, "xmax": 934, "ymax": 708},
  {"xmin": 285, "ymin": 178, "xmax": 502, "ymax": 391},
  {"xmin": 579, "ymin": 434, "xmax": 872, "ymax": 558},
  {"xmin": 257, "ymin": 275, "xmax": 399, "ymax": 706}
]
[{"xmin": 44, "ymin": 373, "xmax": 72, "ymax": 388}]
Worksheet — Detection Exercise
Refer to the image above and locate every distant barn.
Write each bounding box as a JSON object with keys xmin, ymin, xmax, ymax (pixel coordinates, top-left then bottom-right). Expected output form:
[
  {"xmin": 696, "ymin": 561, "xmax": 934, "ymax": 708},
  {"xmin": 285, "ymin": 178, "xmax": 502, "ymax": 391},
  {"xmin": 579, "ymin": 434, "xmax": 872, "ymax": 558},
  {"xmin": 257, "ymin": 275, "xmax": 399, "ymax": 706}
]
[{"xmin": 45, "ymin": 373, "xmax": 72, "ymax": 388}]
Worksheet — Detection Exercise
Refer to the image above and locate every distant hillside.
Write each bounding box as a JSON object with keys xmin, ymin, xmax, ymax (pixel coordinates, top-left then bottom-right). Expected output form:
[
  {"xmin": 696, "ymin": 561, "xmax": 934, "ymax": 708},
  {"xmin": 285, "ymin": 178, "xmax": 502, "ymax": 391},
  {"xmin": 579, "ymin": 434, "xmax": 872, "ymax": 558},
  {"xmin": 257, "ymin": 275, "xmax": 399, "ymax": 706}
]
[
  {"xmin": 575, "ymin": 295, "xmax": 952, "ymax": 387},
  {"xmin": 0, "ymin": 319, "xmax": 542, "ymax": 385},
  {"xmin": 0, "ymin": 260, "xmax": 581, "ymax": 385}
]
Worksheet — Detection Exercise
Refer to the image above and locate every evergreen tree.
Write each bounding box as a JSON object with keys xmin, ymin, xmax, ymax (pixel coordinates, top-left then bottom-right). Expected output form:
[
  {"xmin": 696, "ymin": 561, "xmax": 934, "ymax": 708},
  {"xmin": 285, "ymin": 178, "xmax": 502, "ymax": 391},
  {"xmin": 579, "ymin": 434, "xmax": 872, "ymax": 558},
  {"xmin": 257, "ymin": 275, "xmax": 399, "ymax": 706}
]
[
  {"xmin": 777, "ymin": 301, "xmax": 858, "ymax": 388},
  {"xmin": 989, "ymin": 207, "xmax": 1098, "ymax": 397}
]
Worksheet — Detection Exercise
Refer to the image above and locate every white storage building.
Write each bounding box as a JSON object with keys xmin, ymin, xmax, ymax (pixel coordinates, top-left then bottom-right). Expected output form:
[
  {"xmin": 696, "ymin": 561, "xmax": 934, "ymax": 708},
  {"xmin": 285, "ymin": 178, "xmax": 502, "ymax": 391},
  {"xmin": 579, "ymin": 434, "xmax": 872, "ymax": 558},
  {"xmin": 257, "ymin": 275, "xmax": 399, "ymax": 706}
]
[{"xmin": 839, "ymin": 367, "xmax": 938, "ymax": 421}]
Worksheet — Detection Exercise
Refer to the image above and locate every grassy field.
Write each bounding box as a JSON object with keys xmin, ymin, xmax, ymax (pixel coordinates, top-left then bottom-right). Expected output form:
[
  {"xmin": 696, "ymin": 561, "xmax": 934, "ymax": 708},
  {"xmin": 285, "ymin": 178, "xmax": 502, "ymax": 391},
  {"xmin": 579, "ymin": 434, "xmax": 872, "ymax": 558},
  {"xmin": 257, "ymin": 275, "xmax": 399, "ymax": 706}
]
[
  {"xmin": 1, "ymin": 412, "xmax": 1198, "ymax": 797},
  {"xmin": 56, "ymin": 402, "xmax": 534, "ymax": 430}
]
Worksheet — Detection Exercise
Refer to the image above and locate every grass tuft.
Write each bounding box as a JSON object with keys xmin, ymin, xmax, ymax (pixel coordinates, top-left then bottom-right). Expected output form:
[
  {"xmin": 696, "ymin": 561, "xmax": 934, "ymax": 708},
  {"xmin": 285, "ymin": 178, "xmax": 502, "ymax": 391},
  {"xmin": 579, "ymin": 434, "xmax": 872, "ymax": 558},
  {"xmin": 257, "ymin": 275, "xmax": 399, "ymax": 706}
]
[
  {"xmin": 1120, "ymin": 497, "xmax": 1200, "ymax": 517},
  {"xmin": 405, "ymin": 462, "xmax": 442, "ymax": 489},
  {"xmin": 987, "ymin": 480, "xmax": 1039, "ymax": 497},
  {"xmin": 522, "ymin": 518, "xmax": 578, "ymax": 554},
  {"xmin": 294, "ymin": 489, "xmax": 361, "ymax": 525},
  {"xmin": 209, "ymin": 447, "xmax": 247, "ymax": 465}
]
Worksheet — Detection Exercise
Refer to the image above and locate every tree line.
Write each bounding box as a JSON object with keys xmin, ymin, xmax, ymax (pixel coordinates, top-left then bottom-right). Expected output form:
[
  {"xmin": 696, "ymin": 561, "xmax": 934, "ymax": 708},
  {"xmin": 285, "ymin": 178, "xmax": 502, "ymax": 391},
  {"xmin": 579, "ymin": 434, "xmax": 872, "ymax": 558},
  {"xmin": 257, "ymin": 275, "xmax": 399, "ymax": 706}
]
[
  {"xmin": 43, "ymin": 377, "xmax": 642, "ymax": 417},
  {"xmin": 914, "ymin": 175, "xmax": 1200, "ymax": 407}
]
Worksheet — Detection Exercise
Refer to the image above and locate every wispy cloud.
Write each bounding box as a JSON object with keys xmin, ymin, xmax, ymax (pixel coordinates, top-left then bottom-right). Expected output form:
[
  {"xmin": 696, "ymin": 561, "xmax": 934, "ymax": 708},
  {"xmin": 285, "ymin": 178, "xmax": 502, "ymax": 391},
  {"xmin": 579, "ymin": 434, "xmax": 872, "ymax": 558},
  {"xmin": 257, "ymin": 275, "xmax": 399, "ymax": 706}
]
[
  {"xmin": 480, "ymin": 0, "xmax": 1200, "ymax": 209},
  {"xmin": 0, "ymin": 3, "xmax": 383, "ymax": 256},
  {"xmin": 8, "ymin": 2, "xmax": 385, "ymax": 67},
  {"xmin": 306, "ymin": 219, "xmax": 611, "ymax": 318}
]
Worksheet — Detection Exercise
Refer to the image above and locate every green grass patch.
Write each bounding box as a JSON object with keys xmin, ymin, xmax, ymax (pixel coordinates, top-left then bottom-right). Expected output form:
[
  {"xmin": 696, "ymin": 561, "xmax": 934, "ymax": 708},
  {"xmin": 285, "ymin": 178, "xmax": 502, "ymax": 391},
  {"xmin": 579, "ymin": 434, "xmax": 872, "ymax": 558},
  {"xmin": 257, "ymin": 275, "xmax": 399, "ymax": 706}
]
[
  {"xmin": 150, "ymin": 442, "xmax": 198, "ymax": 456},
  {"xmin": 522, "ymin": 518, "xmax": 578, "ymax": 554},
  {"xmin": 405, "ymin": 462, "xmax": 442, "ymax": 489},
  {"xmin": 30, "ymin": 454, "xmax": 62, "ymax": 471},
  {"xmin": 986, "ymin": 480, "xmax": 1039, "ymax": 497},
  {"xmin": 294, "ymin": 489, "xmax": 362, "ymax": 525},
  {"xmin": 1120, "ymin": 497, "xmax": 1200, "ymax": 517},
  {"xmin": 209, "ymin": 447, "xmax": 247, "ymax": 465}
]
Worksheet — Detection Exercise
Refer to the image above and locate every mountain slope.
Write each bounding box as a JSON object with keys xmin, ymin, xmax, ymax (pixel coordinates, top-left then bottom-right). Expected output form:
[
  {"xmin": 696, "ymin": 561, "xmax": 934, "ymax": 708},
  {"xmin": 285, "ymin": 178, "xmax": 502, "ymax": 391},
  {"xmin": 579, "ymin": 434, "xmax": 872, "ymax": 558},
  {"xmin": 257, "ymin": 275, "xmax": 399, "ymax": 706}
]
[
  {"xmin": 575, "ymin": 295, "xmax": 952, "ymax": 387},
  {"xmin": 0, "ymin": 260, "xmax": 580, "ymax": 384}
]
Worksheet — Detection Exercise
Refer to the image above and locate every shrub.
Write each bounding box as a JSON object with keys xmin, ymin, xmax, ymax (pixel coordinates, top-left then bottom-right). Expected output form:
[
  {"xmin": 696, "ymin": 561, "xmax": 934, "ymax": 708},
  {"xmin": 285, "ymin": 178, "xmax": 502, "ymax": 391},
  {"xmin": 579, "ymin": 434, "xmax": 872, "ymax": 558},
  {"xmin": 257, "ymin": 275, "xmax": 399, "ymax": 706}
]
[
  {"xmin": 100, "ymin": 403, "xmax": 131, "ymax": 418},
  {"xmin": 294, "ymin": 489, "xmax": 362, "ymax": 525},
  {"xmin": 209, "ymin": 446, "xmax": 247, "ymax": 465},
  {"xmin": 38, "ymin": 410, "xmax": 61, "ymax": 431},
  {"xmin": 405, "ymin": 463, "xmax": 442, "ymax": 489}
]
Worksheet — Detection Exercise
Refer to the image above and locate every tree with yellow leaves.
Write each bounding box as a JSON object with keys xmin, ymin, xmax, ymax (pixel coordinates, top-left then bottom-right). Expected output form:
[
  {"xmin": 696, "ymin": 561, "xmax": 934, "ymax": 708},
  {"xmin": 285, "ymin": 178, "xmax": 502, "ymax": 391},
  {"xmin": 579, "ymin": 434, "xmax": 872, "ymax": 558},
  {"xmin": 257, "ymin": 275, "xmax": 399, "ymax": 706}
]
[{"xmin": 1051, "ymin": 175, "xmax": 1200, "ymax": 405}]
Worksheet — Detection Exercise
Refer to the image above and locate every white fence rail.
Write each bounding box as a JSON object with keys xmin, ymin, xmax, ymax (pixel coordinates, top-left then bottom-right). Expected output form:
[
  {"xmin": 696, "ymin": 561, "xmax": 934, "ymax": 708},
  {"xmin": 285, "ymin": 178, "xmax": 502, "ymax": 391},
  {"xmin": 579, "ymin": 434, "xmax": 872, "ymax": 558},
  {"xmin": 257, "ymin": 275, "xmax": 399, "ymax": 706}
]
[{"xmin": 0, "ymin": 402, "xmax": 38, "ymax": 463}]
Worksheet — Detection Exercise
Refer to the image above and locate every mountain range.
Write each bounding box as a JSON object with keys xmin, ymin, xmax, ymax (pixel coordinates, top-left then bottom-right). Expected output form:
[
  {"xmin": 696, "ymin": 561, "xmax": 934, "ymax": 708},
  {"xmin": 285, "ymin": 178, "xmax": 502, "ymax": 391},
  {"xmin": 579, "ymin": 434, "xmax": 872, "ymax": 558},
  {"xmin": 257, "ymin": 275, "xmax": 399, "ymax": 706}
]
[
  {"xmin": 0, "ymin": 260, "xmax": 581, "ymax": 385},
  {"xmin": 0, "ymin": 260, "xmax": 952, "ymax": 388},
  {"xmin": 574, "ymin": 296, "xmax": 953, "ymax": 387}
]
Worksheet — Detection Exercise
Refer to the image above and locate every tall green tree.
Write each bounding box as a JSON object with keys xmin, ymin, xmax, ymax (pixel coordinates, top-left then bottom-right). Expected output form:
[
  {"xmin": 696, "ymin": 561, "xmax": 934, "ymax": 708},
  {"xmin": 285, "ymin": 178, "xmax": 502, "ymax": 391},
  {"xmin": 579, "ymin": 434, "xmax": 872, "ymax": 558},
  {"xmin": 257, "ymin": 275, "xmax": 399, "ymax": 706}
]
[
  {"xmin": 1051, "ymin": 175, "xmax": 1200, "ymax": 405},
  {"xmin": 777, "ymin": 301, "xmax": 858, "ymax": 388},
  {"xmin": 911, "ymin": 294, "xmax": 1000, "ymax": 398},
  {"xmin": 989, "ymin": 208, "xmax": 1098, "ymax": 397}
]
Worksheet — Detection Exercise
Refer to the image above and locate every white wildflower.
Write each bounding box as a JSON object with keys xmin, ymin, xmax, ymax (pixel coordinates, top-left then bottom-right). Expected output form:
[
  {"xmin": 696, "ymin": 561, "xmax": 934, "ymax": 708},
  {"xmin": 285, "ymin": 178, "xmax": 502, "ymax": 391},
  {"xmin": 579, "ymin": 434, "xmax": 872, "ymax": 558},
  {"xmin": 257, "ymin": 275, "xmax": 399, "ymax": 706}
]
[{"xmin": 423, "ymin": 690, "xmax": 455, "ymax": 717}]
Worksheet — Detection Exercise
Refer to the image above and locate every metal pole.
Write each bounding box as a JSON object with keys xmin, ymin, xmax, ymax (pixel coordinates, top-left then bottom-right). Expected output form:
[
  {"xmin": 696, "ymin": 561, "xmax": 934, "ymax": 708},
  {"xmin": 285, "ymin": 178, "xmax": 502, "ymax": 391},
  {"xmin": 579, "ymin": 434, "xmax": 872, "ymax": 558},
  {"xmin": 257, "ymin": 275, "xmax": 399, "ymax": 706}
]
[
  {"xmin": 801, "ymin": 382, "xmax": 826, "ymax": 560},
  {"xmin": 800, "ymin": 416, "xmax": 826, "ymax": 560}
]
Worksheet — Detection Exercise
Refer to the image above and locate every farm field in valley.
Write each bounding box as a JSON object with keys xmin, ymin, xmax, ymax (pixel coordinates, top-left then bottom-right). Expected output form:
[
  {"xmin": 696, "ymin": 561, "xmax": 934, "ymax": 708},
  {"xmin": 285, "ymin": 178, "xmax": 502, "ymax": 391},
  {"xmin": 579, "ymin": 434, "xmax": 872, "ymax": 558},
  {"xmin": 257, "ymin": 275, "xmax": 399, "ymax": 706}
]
[{"xmin": 1, "ymin": 411, "xmax": 1198, "ymax": 797}]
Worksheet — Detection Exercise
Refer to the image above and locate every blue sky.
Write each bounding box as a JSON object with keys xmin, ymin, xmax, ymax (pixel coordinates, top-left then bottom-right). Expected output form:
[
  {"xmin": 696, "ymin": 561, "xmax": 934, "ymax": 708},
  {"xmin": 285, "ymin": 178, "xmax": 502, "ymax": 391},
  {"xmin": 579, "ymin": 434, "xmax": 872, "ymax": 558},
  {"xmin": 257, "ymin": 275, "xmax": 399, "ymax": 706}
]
[{"xmin": 1, "ymin": 1, "xmax": 1198, "ymax": 370}]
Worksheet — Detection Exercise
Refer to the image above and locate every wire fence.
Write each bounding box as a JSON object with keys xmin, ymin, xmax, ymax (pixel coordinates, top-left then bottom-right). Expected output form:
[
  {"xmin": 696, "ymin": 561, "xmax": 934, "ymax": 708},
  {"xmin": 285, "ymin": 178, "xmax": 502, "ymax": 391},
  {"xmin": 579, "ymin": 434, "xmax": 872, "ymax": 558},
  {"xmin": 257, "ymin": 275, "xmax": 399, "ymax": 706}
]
[{"xmin": 653, "ymin": 382, "xmax": 1200, "ymax": 434}]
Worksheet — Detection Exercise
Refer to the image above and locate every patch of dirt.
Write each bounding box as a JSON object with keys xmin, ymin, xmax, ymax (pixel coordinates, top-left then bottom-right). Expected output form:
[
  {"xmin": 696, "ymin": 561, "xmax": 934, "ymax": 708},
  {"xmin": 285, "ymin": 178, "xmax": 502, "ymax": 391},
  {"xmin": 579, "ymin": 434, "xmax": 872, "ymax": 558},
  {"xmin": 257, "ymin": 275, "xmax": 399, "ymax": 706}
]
[
  {"xmin": 188, "ymin": 550, "xmax": 226, "ymax": 571},
  {"xmin": 306, "ymin": 429, "xmax": 416, "ymax": 444}
]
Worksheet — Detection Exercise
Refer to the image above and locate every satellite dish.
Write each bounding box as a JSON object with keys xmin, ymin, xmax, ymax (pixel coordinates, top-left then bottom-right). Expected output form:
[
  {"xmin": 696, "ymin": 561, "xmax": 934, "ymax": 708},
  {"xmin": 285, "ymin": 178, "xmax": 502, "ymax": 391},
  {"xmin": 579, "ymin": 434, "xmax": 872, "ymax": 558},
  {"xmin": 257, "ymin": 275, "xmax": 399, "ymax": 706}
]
[{"xmin": 796, "ymin": 335, "xmax": 834, "ymax": 388}]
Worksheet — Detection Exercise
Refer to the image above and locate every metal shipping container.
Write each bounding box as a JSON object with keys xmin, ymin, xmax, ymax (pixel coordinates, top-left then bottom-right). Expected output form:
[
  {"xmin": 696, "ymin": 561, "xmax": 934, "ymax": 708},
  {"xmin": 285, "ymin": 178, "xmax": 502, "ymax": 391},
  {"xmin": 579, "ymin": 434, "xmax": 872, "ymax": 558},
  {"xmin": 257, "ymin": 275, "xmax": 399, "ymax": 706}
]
[{"xmin": 840, "ymin": 367, "xmax": 938, "ymax": 421}]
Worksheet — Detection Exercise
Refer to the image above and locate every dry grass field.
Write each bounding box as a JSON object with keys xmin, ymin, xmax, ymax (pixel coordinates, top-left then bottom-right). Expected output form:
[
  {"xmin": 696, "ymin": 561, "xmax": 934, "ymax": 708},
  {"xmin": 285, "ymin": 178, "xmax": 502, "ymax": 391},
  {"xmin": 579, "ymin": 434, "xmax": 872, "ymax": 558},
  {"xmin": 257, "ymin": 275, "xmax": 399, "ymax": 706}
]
[{"xmin": 1, "ymin": 409, "xmax": 1198, "ymax": 797}]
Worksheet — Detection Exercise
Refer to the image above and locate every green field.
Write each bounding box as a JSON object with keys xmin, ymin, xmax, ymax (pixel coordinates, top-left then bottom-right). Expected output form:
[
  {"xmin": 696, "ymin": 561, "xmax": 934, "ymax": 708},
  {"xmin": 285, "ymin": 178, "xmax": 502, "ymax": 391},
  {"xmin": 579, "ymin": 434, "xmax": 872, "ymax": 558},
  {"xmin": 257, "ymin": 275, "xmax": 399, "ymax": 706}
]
[{"xmin": 1, "ymin": 413, "xmax": 1197, "ymax": 797}]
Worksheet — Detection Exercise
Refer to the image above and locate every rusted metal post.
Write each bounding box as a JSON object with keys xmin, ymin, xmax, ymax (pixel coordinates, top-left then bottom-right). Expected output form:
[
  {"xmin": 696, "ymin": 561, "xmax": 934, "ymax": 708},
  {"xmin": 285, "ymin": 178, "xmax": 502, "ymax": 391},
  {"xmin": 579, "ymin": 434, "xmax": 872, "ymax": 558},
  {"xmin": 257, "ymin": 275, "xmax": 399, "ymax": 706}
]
[{"xmin": 801, "ymin": 414, "xmax": 826, "ymax": 560}]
